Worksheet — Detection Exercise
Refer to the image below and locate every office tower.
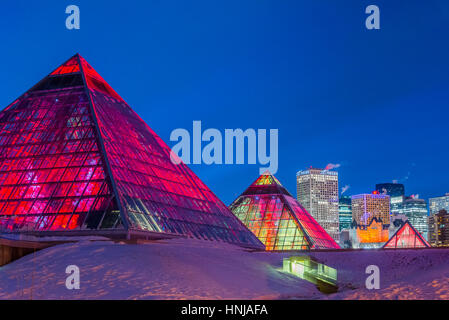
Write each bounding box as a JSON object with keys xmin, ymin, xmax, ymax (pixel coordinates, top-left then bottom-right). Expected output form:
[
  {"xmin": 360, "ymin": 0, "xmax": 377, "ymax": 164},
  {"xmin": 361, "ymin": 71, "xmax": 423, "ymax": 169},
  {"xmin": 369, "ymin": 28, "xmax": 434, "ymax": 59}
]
[
  {"xmin": 429, "ymin": 194, "xmax": 449, "ymax": 215},
  {"xmin": 375, "ymin": 182, "xmax": 405, "ymax": 214},
  {"xmin": 297, "ymin": 168, "xmax": 339, "ymax": 242},
  {"xmin": 0, "ymin": 54, "xmax": 263, "ymax": 249},
  {"xmin": 400, "ymin": 196, "xmax": 429, "ymax": 240},
  {"xmin": 428, "ymin": 209, "xmax": 449, "ymax": 247},
  {"xmin": 350, "ymin": 193, "xmax": 390, "ymax": 248},
  {"xmin": 351, "ymin": 193, "xmax": 390, "ymax": 226},
  {"xmin": 229, "ymin": 172, "xmax": 340, "ymax": 250},
  {"xmin": 338, "ymin": 196, "xmax": 352, "ymax": 231}
]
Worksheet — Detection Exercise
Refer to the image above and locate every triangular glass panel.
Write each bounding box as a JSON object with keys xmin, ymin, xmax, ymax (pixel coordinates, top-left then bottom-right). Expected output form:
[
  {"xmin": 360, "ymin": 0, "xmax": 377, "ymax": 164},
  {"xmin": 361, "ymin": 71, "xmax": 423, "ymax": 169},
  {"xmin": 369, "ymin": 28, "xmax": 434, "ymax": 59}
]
[
  {"xmin": 50, "ymin": 56, "xmax": 81, "ymax": 75},
  {"xmin": 383, "ymin": 220, "xmax": 430, "ymax": 249}
]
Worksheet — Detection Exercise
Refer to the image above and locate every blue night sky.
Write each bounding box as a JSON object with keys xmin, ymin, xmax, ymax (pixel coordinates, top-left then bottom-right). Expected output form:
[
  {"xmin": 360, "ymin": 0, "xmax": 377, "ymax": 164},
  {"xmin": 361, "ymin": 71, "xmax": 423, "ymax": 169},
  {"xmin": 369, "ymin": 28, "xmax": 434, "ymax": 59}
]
[{"xmin": 1, "ymin": 0, "xmax": 449, "ymax": 205}]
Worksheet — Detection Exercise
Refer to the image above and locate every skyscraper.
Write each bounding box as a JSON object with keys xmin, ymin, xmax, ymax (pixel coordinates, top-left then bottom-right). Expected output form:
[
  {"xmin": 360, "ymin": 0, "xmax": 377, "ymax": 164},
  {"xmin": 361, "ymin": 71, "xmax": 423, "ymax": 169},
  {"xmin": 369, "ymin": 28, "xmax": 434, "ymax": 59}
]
[
  {"xmin": 375, "ymin": 182, "xmax": 405, "ymax": 214},
  {"xmin": 428, "ymin": 209, "xmax": 449, "ymax": 247},
  {"xmin": 338, "ymin": 195, "xmax": 352, "ymax": 231},
  {"xmin": 0, "ymin": 54, "xmax": 263, "ymax": 249},
  {"xmin": 375, "ymin": 183, "xmax": 405, "ymax": 198},
  {"xmin": 350, "ymin": 193, "xmax": 390, "ymax": 248},
  {"xmin": 297, "ymin": 168, "xmax": 339, "ymax": 242},
  {"xmin": 429, "ymin": 194, "xmax": 449, "ymax": 215},
  {"xmin": 400, "ymin": 196, "xmax": 429, "ymax": 240},
  {"xmin": 351, "ymin": 193, "xmax": 390, "ymax": 227}
]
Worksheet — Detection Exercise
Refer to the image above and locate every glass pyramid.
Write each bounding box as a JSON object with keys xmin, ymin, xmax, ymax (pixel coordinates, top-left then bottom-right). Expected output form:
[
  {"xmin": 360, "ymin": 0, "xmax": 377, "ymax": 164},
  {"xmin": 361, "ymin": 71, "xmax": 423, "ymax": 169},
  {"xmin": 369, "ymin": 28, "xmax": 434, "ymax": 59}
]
[
  {"xmin": 383, "ymin": 220, "xmax": 430, "ymax": 249},
  {"xmin": 0, "ymin": 54, "xmax": 263, "ymax": 249},
  {"xmin": 229, "ymin": 172, "xmax": 340, "ymax": 250}
]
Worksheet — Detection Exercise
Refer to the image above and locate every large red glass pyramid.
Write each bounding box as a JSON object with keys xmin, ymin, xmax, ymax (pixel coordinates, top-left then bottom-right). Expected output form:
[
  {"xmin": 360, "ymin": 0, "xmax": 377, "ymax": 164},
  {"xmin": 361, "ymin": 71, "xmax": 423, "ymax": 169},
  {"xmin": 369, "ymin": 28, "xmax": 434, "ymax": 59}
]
[
  {"xmin": 229, "ymin": 172, "xmax": 340, "ymax": 250},
  {"xmin": 383, "ymin": 220, "xmax": 430, "ymax": 249},
  {"xmin": 0, "ymin": 54, "xmax": 263, "ymax": 249}
]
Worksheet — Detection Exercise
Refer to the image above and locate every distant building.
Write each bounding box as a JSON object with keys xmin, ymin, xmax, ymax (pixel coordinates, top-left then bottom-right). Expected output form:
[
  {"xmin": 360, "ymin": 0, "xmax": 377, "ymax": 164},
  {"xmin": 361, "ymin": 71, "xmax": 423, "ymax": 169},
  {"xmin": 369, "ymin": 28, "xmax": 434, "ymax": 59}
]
[
  {"xmin": 339, "ymin": 196, "xmax": 352, "ymax": 231},
  {"xmin": 428, "ymin": 209, "xmax": 449, "ymax": 247},
  {"xmin": 429, "ymin": 194, "xmax": 449, "ymax": 215},
  {"xmin": 339, "ymin": 229, "xmax": 352, "ymax": 249},
  {"xmin": 400, "ymin": 197, "xmax": 429, "ymax": 240},
  {"xmin": 297, "ymin": 168, "xmax": 339, "ymax": 242},
  {"xmin": 376, "ymin": 183, "xmax": 405, "ymax": 214},
  {"xmin": 350, "ymin": 218, "xmax": 389, "ymax": 249},
  {"xmin": 350, "ymin": 193, "xmax": 390, "ymax": 248},
  {"xmin": 375, "ymin": 183, "xmax": 405, "ymax": 197},
  {"xmin": 351, "ymin": 193, "xmax": 390, "ymax": 227},
  {"xmin": 389, "ymin": 213, "xmax": 408, "ymax": 237}
]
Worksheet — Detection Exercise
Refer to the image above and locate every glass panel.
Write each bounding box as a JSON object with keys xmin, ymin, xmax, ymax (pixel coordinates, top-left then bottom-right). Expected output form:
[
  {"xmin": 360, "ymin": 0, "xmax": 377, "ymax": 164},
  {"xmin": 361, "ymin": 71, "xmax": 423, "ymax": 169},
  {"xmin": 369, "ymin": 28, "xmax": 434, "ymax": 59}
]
[{"xmin": 0, "ymin": 73, "xmax": 117, "ymax": 232}]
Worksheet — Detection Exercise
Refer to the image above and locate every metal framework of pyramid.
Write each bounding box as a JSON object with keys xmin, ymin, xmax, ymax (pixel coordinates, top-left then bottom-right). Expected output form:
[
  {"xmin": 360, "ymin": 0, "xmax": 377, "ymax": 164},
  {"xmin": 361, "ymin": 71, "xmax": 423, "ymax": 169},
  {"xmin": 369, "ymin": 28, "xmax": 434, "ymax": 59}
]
[
  {"xmin": 0, "ymin": 54, "xmax": 263, "ymax": 249},
  {"xmin": 383, "ymin": 220, "xmax": 430, "ymax": 249},
  {"xmin": 229, "ymin": 172, "xmax": 340, "ymax": 250}
]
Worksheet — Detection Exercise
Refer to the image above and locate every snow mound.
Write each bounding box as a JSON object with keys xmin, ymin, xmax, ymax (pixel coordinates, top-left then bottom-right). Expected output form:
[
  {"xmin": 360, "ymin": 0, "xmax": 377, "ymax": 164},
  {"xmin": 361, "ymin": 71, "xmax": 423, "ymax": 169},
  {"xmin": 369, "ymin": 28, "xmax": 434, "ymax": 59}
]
[
  {"xmin": 0, "ymin": 238, "xmax": 319, "ymax": 299},
  {"xmin": 0, "ymin": 238, "xmax": 448, "ymax": 300}
]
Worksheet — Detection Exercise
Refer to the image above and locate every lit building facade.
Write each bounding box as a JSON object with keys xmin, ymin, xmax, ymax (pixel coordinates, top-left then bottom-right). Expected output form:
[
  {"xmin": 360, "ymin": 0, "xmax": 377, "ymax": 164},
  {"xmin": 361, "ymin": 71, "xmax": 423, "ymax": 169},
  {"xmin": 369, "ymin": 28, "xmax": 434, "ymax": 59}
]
[
  {"xmin": 429, "ymin": 194, "xmax": 449, "ymax": 215},
  {"xmin": 338, "ymin": 196, "xmax": 352, "ymax": 231},
  {"xmin": 428, "ymin": 209, "xmax": 449, "ymax": 247},
  {"xmin": 353, "ymin": 218, "xmax": 389, "ymax": 248},
  {"xmin": 349, "ymin": 193, "xmax": 390, "ymax": 248},
  {"xmin": 400, "ymin": 197, "xmax": 428, "ymax": 240},
  {"xmin": 351, "ymin": 193, "xmax": 390, "ymax": 227},
  {"xmin": 297, "ymin": 168, "xmax": 339, "ymax": 242},
  {"xmin": 375, "ymin": 183, "xmax": 405, "ymax": 214}
]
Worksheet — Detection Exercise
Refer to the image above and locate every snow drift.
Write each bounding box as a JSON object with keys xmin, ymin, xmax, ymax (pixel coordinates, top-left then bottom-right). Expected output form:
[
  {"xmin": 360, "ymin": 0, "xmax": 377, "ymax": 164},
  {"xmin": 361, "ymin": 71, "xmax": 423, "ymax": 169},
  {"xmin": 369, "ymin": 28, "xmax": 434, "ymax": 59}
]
[{"xmin": 0, "ymin": 238, "xmax": 448, "ymax": 299}]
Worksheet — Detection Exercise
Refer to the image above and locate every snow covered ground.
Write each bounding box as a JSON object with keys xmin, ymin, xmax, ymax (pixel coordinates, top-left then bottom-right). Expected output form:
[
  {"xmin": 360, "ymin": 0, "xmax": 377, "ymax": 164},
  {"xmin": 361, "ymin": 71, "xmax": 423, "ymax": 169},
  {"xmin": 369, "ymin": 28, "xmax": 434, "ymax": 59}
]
[{"xmin": 0, "ymin": 238, "xmax": 448, "ymax": 299}]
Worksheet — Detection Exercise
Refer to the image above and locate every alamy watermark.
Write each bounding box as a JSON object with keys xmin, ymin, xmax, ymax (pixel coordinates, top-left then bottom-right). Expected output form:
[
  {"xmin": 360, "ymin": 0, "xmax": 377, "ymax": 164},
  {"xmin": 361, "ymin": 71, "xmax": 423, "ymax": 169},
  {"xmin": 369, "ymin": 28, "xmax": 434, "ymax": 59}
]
[
  {"xmin": 66, "ymin": 5, "xmax": 80, "ymax": 30},
  {"xmin": 169, "ymin": 121, "xmax": 278, "ymax": 175},
  {"xmin": 65, "ymin": 265, "xmax": 80, "ymax": 290},
  {"xmin": 365, "ymin": 265, "xmax": 380, "ymax": 290},
  {"xmin": 365, "ymin": 5, "xmax": 380, "ymax": 30}
]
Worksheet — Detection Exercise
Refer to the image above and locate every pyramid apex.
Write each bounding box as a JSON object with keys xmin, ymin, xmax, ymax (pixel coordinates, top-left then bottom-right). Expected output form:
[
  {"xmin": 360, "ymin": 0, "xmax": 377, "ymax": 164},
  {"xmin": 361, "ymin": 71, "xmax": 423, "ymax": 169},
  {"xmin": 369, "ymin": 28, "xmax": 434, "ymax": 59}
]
[
  {"xmin": 252, "ymin": 171, "xmax": 283, "ymax": 187},
  {"xmin": 73, "ymin": 53, "xmax": 87, "ymax": 61},
  {"xmin": 49, "ymin": 54, "xmax": 82, "ymax": 76}
]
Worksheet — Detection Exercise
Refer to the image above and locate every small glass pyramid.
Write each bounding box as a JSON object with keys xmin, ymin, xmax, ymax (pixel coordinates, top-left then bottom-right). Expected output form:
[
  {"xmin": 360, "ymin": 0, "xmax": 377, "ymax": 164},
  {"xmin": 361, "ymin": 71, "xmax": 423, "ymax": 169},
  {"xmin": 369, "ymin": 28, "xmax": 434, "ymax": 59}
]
[
  {"xmin": 383, "ymin": 220, "xmax": 430, "ymax": 249},
  {"xmin": 229, "ymin": 172, "xmax": 340, "ymax": 250}
]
